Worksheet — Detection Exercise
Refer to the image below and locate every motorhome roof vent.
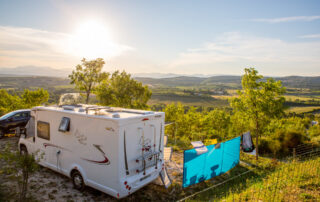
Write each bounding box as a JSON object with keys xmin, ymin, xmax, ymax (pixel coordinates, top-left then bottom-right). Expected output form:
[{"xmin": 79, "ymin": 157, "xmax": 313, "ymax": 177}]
[
  {"xmin": 112, "ymin": 113, "xmax": 120, "ymax": 118},
  {"xmin": 62, "ymin": 106, "xmax": 75, "ymax": 111}
]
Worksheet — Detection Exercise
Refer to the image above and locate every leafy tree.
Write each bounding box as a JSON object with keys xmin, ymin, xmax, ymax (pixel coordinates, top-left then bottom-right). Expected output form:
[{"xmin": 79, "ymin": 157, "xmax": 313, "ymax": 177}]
[
  {"xmin": 0, "ymin": 89, "xmax": 49, "ymax": 115},
  {"xmin": 21, "ymin": 88, "xmax": 49, "ymax": 108},
  {"xmin": 203, "ymin": 109, "xmax": 231, "ymax": 140},
  {"xmin": 96, "ymin": 70, "xmax": 152, "ymax": 109},
  {"xmin": 69, "ymin": 58, "xmax": 108, "ymax": 104},
  {"xmin": 231, "ymin": 68, "xmax": 286, "ymax": 160},
  {"xmin": 164, "ymin": 103, "xmax": 185, "ymax": 143},
  {"xmin": 0, "ymin": 90, "xmax": 21, "ymax": 115}
]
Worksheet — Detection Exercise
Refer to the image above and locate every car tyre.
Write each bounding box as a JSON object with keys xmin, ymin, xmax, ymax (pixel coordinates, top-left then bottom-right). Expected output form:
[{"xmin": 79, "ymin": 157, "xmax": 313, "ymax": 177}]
[
  {"xmin": 0, "ymin": 130, "xmax": 4, "ymax": 139},
  {"xmin": 72, "ymin": 171, "xmax": 85, "ymax": 191},
  {"xmin": 20, "ymin": 145, "xmax": 28, "ymax": 155}
]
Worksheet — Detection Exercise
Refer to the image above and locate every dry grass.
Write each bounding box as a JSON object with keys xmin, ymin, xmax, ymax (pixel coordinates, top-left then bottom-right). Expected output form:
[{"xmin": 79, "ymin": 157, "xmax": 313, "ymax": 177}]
[{"xmin": 286, "ymin": 106, "xmax": 320, "ymax": 114}]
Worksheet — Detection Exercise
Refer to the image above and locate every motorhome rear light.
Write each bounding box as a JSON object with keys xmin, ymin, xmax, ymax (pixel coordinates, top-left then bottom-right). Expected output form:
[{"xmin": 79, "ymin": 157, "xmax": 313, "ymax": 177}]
[
  {"xmin": 117, "ymin": 193, "xmax": 119, "ymax": 198},
  {"xmin": 142, "ymin": 148, "xmax": 144, "ymax": 151},
  {"xmin": 142, "ymin": 118, "xmax": 149, "ymax": 121},
  {"xmin": 136, "ymin": 169, "xmax": 139, "ymax": 173},
  {"xmin": 124, "ymin": 181, "xmax": 127, "ymax": 185},
  {"xmin": 136, "ymin": 159, "xmax": 139, "ymax": 163},
  {"xmin": 128, "ymin": 187, "xmax": 131, "ymax": 190},
  {"xmin": 126, "ymin": 185, "xmax": 129, "ymax": 189}
]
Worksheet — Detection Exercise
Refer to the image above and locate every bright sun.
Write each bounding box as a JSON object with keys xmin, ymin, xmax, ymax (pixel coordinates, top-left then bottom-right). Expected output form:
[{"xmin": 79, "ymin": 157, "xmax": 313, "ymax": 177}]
[{"xmin": 68, "ymin": 20, "xmax": 121, "ymax": 59}]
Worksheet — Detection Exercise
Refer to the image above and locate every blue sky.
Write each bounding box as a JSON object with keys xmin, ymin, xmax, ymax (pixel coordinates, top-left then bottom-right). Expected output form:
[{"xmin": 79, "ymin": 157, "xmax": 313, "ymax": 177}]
[{"xmin": 0, "ymin": 0, "xmax": 320, "ymax": 76}]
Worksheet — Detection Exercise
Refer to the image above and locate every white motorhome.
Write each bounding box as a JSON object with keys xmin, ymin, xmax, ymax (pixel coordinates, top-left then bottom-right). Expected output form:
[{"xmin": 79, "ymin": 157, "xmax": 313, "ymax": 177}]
[{"xmin": 18, "ymin": 105, "xmax": 165, "ymax": 199}]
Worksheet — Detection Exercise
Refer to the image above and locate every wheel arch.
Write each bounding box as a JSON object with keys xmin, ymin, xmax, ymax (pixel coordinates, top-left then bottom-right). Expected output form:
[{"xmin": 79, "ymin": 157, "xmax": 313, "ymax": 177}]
[{"xmin": 69, "ymin": 164, "xmax": 87, "ymax": 184}]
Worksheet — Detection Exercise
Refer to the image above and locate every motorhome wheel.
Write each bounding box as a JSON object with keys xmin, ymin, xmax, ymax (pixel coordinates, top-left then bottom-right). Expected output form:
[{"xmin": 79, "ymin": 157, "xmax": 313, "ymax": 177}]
[{"xmin": 72, "ymin": 171, "xmax": 85, "ymax": 191}]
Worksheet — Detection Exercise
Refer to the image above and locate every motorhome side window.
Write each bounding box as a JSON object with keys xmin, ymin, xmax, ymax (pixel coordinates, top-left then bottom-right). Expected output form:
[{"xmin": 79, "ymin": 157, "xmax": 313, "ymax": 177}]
[
  {"xmin": 59, "ymin": 117, "xmax": 70, "ymax": 132},
  {"xmin": 37, "ymin": 121, "xmax": 50, "ymax": 140}
]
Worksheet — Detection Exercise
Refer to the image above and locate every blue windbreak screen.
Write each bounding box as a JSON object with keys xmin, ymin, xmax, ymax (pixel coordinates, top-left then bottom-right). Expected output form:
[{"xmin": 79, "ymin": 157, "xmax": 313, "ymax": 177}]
[{"xmin": 182, "ymin": 136, "xmax": 240, "ymax": 188}]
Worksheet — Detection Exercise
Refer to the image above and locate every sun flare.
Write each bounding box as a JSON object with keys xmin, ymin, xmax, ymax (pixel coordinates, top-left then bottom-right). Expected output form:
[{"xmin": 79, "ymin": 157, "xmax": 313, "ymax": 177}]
[{"xmin": 68, "ymin": 20, "xmax": 122, "ymax": 59}]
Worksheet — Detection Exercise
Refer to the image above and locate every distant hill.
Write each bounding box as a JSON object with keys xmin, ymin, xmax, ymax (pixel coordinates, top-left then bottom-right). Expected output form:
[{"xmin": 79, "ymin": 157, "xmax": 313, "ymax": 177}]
[
  {"xmin": 0, "ymin": 73, "xmax": 319, "ymax": 90},
  {"xmin": 0, "ymin": 76, "xmax": 70, "ymax": 90},
  {"xmin": 0, "ymin": 66, "xmax": 71, "ymax": 77},
  {"xmin": 274, "ymin": 76, "xmax": 320, "ymax": 89},
  {"xmin": 132, "ymin": 73, "xmax": 217, "ymax": 78},
  {"xmin": 135, "ymin": 75, "xmax": 320, "ymax": 90}
]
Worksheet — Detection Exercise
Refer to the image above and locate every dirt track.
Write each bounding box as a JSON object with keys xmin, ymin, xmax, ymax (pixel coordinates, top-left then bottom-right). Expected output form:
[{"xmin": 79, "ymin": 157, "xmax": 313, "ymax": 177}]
[{"xmin": 0, "ymin": 137, "xmax": 182, "ymax": 201}]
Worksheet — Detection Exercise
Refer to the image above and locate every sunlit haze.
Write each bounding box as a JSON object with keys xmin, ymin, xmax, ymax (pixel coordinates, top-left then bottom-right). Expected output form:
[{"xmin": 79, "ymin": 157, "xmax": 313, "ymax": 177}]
[{"xmin": 67, "ymin": 20, "xmax": 123, "ymax": 59}]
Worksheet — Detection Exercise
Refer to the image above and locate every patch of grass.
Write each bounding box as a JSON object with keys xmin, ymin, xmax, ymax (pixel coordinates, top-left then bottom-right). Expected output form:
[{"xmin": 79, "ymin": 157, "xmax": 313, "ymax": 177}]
[
  {"xmin": 286, "ymin": 106, "xmax": 320, "ymax": 114},
  {"xmin": 210, "ymin": 157, "xmax": 320, "ymax": 202}
]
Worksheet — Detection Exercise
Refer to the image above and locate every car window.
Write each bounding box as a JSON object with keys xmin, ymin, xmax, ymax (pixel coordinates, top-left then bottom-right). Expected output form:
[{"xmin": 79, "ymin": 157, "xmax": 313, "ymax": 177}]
[
  {"xmin": 0, "ymin": 111, "xmax": 16, "ymax": 120},
  {"xmin": 21, "ymin": 113, "xmax": 29, "ymax": 118},
  {"xmin": 12, "ymin": 113, "xmax": 23, "ymax": 119}
]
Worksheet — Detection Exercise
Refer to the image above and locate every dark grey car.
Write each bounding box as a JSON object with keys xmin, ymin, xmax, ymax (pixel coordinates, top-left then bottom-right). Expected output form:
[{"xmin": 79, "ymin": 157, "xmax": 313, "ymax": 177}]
[{"xmin": 0, "ymin": 109, "xmax": 31, "ymax": 138}]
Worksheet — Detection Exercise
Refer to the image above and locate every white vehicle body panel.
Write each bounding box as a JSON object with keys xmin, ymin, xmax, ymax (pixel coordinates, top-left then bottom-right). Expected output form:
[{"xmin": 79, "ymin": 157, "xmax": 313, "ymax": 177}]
[{"xmin": 19, "ymin": 105, "xmax": 165, "ymax": 199}]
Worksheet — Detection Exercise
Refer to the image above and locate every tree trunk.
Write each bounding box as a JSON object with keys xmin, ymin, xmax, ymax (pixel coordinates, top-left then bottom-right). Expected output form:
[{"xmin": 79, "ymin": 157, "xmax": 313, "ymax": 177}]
[
  {"xmin": 86, "ymin": 92, "xmax": 90, "ymax": 104},
  {"xmin": 255, "ymin": 120, "xmax": 259, "ymax": 160}
]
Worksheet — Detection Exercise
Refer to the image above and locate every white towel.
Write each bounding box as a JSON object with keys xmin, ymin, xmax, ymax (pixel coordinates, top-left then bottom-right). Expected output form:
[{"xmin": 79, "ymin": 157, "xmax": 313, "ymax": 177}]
[{"xmin": 191, "ymin": 141, "xmax": 208, "ymax": 155}]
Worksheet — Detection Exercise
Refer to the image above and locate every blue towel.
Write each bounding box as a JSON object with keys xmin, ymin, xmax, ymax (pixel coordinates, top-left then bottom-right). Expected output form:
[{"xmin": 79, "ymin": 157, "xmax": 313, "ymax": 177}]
[{"xmin": 182, "ymin": 136, "xmax": 240, "ymax": 188}]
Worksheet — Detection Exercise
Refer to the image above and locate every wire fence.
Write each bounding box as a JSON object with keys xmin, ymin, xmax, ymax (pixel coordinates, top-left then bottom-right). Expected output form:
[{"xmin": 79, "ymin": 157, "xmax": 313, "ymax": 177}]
[{"xmin": 178, "ymin": 145, "xmax": 320, "ymax": 202}]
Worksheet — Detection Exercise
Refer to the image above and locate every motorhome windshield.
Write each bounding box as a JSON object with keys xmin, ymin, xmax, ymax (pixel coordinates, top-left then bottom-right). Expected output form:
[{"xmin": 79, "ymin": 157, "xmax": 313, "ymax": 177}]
[{"xmin": 0, "ymin": 111, "xmax": 16, "ymax": 120}]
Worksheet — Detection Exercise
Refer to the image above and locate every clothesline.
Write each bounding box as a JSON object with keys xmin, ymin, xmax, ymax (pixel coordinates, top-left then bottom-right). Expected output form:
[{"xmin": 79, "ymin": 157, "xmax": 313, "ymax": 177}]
[{"xmin": 177, "ymin": 169, "xmax": 253, "ymax": 202}]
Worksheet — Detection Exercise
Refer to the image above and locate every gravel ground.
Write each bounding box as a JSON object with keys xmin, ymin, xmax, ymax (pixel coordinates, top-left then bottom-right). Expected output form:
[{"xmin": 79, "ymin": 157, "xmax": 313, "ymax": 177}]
[{"xmin": 0, "ymin": 136, "xmax": 183, "ymax": 202}]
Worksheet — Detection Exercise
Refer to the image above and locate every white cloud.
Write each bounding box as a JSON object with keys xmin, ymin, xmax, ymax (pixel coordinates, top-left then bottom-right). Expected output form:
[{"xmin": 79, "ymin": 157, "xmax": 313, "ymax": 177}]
[
  {"xmin": 299, "ymin": 34, "xmax": 320, "ymax": 39},
  {"xmin": 253, "ymin": 15, "xmax": 320, "ymax": 23},
  {"xmin": 0, "ymin": 26, "xmax": 132, "ymax": 69},
  {"xmin": 168, "ymin": 32, "xmax": 320, "ymax": 76}
]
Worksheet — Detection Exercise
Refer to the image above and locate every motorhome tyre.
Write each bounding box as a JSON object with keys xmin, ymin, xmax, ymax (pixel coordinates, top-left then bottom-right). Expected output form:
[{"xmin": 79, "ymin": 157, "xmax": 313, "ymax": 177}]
[{"xmin": 72, "ymin": 171, "xmax": 85, "ymax": 191}]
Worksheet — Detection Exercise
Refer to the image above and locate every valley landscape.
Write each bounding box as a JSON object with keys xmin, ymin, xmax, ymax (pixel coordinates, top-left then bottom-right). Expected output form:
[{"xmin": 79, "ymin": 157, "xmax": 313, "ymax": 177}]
[{"xmin": 1, "ymin": 0, "xmax": 320, "ymax": 201}]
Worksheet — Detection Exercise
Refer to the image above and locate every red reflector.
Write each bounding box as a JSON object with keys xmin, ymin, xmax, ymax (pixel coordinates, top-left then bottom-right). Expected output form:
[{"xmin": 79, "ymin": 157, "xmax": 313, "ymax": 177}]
[
  {"xmin": 128, "ymin": 186, "xmax": 131, "ymax": 190},
  {"xmin": 136, "ymin": 159, "xmax": 139, "ymax": 163},
  {"xmin": 142, "ymin": 118, "xmax": 149, "ymax": 121},
  {"xmin": 126, "ymin": 185, "xmax": 129, "ymax": 189},
  {"xmin": 124, "ymin": 181, "xmax": 127, "ymax": 185}
]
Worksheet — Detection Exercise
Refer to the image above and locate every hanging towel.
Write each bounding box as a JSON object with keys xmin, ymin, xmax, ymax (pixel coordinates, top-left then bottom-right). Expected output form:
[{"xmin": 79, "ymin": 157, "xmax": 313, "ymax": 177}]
[
  {"xmin": 191, "ymin": 141, "xmax": 208, "ymax": 155},
  {"xmin": 242, "ymin": 131, "xmax": 255, "ymax": 153}
]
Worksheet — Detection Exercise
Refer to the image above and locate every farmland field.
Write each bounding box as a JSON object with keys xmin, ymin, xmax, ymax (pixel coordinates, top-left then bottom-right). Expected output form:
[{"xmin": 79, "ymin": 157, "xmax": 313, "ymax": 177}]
[{"xmin": 1, "ymin": 75, "xmax": 320, "ymax": 111}]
